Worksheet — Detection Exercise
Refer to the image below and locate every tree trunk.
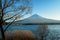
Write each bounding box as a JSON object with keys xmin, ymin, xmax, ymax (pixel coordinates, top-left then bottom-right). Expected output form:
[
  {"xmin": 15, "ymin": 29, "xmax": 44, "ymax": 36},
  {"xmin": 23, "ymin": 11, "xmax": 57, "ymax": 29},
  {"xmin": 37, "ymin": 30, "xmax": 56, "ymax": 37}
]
[
  {"xmin": 0, "ymin": 24, "xmax": 5, "ymax": 40},
  {"xmin": 0, "ymin": 0, "xmax": 5, "ymax": 40}
]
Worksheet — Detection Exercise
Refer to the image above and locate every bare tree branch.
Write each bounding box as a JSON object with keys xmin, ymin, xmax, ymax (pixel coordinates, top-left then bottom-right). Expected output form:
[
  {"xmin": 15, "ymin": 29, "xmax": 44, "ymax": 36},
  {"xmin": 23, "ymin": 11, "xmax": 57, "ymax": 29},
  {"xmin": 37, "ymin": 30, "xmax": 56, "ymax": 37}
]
[
  {"xmin": 3, "ymin": 0, "xmax": 14, "ymax": 10},
  {"xmin": 4, "ymin": 16, "xmax": 18, "ymax": 32},
  {"xmin": 2, "ymin": 0, "xmax": 32, "ymax": 31},
  {"xmin": 4, "ymin": 5, "xmax": 26, "ymax": 15},
  {"xmin": 4, "ymin": 7, "xmax": 26, "ymax": 21},
  {"xmin": 0, "ymin": 0, "xmax": 32, "ymax": 40}
]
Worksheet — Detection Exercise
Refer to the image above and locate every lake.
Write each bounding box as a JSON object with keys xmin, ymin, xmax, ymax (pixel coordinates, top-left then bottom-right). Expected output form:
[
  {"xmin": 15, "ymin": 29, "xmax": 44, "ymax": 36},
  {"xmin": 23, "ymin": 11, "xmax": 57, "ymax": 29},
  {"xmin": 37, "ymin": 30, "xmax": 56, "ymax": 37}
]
[
  {"xmin": 3, "ymin": 25, "xmax": 60, "ymax": 33},
  {"xmin": 0, "ymin": 25, "xmax": 60, "ymax": 40}
]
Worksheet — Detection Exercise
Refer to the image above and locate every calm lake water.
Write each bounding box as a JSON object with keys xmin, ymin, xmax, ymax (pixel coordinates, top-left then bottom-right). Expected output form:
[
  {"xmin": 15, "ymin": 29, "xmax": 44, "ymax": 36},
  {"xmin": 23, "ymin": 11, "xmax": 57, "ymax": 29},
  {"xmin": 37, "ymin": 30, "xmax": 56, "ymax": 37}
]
[
  {"xmin": 0, "ymin": 25, "xmax": 60, "ymax": 40},
  {"xmin": 3, "ymin": 25, "xmax": 60, "ymax": 34}
]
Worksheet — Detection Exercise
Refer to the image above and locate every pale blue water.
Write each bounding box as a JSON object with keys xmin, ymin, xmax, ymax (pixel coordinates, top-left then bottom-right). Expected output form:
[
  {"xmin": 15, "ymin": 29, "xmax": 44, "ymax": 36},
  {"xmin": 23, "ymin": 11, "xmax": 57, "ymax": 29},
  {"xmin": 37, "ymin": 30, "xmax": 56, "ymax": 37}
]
[
  {"xmin": 3, "ymin": 25, "xmax": 39, "ymax": 35},
  {"xmin": 3, "ymin": 25, "xmax": 60, "ymax": 35},
  {"xmin": 1, "ymin": 25, "xmax": 60, "ymax": 40}
]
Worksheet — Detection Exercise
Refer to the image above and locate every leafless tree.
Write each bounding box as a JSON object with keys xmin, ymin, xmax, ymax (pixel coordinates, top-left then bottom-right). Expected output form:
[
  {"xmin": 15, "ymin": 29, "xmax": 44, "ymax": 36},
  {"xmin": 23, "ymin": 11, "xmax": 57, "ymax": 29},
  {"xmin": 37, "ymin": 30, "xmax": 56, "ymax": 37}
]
[
  {"xmin": 0, "ymin": 0, "xmax": 32, "ymax": 40},
  {"xmin": 37, "ymin": 23, "xmax": 48, "ymax": 40}
]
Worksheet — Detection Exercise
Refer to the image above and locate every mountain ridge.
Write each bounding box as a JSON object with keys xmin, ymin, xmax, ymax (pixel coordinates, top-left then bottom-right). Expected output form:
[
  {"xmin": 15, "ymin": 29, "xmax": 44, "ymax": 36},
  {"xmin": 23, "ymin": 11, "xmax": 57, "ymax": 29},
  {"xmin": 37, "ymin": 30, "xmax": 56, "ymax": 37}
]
[{"xmin": 14, "ymin": 14, "xmax": 60, "ymax": 24}]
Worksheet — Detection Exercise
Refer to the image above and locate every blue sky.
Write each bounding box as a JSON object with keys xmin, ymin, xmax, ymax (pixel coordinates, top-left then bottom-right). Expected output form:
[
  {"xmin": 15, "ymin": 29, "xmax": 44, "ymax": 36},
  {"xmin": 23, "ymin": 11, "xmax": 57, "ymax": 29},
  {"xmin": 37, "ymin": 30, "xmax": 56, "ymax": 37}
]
[
  {"xmin": 3, "ymin": 0, "xmax": 60, "ymax": 22},
  {"xmin": 31, "ymin": 0, "xmax": 60, "ymax": 20}
]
